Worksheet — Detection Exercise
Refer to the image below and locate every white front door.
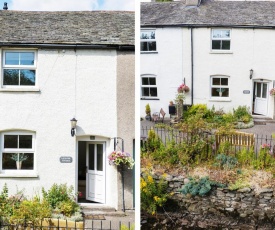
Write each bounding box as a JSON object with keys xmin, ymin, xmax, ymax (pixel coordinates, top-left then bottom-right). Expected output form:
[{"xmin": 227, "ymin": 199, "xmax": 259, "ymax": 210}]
[
  {"xmin": 254, "ymin": 82, "xmax": 268, "ymax": 115},
  {"xmin": 86, "ymin": 143, "xmax": 105, "ymax": 203}
]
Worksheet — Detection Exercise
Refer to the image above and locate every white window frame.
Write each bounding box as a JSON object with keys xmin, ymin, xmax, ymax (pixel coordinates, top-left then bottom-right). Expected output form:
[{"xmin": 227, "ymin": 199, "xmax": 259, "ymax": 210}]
[
  {"xmin": 2, "ymin": 50, "xmax": 37, "ymax": 88},
  {"xmin": 211, "ymin": 29, "xmax": 231, "ymax": 51},
  {"xmin": 141, "ymin": 74, "xmax": 158, "ymax": 99},
  {"xmin": 210, "ymin": 76, "xmax": 230, "ymax": 99},
  {"xmin": 0, "ymin": 131, "xmax": 36, "ymax": 176},
  {"xmin": 140, "ymin": 30, "xmax": 157, "ymax": 52}
]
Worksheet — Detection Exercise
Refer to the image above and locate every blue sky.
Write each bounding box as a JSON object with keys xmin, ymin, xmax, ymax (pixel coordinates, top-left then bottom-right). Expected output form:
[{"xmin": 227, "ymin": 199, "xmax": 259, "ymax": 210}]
[{"xmin": 1, "ymin": 0, "xmax": 134, "ymax": 11}]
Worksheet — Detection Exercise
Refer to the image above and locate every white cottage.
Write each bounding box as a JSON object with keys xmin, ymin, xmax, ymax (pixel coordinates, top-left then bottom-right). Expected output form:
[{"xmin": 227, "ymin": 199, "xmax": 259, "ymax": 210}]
[
  {"xmin": 0, "ymin": 10, "xmax": 135, "ymax": 211},
  {"xmin": 141, "ymin": 0, "xmax": 275, "ymax": 119}
]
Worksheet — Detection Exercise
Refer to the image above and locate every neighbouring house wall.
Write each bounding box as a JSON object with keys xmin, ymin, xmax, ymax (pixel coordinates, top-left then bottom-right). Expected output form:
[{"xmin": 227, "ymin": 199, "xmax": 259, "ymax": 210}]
[
  {"xmin": 140, "ymin": 28, "xmax": 190, "ymax": 117},
  {"xmin": 0, "ymin": 48, "xmax": 118, "ymax": 206},
  {"xmin": 190, "ymin": 28, "xmax": 275, "ymax": 117},
  {"xmin": 117, "ymin": 51, "xmax": 135, "ymax": 210},
  {"xmin": 141, "ymin": 26, "xmax": 275, "ymax": 118}
]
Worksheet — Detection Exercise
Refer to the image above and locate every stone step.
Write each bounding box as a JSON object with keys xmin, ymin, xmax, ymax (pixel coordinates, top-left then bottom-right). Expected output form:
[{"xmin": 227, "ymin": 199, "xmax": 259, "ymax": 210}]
[{"xmin": 81, "ymin": 205, "xmax": 126, "ymax": 217}]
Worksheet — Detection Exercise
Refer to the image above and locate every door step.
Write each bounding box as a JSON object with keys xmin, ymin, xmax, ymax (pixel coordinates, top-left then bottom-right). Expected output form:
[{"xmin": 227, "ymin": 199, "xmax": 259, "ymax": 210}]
[
  {"xmin": 252, "ymin": 116, "xmax": 275, "ymax": 125},
  {"xmin": 81, "ymin": 205, "xmax": 126, "ymax": 217}
]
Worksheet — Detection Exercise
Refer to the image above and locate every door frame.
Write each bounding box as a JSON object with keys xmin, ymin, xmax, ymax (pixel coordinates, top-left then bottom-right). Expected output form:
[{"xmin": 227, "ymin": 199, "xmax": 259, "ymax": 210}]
[
  {"xmin": 253, "ymin": 80, "xmax": 270, "ymax": 116},
  {"xmin": 76, "ymin": 138, "xmax": 108, "ymax": 204},
  {"xmin": 86, "ymin": 141, "xmax": 106, "ymax": 203}
]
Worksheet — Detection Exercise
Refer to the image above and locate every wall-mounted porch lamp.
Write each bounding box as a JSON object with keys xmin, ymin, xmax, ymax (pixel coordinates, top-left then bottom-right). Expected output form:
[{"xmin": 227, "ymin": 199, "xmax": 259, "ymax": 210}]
[
  {"xmin": 70, "ymin": 118, "xmax": 77, "ymax": 137},
  {"xmin": 250, "ymin": 69, "xmax": 254, "ymax": 80}
]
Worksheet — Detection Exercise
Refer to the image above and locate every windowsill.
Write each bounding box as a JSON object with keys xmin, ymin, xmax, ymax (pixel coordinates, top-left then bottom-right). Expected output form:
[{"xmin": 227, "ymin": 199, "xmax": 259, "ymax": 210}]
[
  {"xmin": 141, "ymin": 97, "xmax": 160, "ymax": 100},
  {"xmin": 210, "ymin": 51, "xmax": 233, "ymax": 54},
  {"xmin": 0, "ymin": 173, "xmax": 39, "ymax": 178},
  {"xmin": 0, "ymin": 88, "xmax": 40, "ymax": 92},
  {"xmin": 140, "ymin": 51, "xmax": 158, "ymax": 54},
  {"xmin": 209, "ymin": 98, "xmax": 231, "ymax": 102}
]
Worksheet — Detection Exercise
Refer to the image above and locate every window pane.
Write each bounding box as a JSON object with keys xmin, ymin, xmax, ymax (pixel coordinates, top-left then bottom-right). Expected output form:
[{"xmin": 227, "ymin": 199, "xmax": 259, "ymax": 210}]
[
  {"xmin": 142, "ymin": 78, "xmax": 149, "ymax": 85},
  {"xmin": 212, "ymin": 30, "xmax": 221, "ymax": 38},
  {"xmin": 149, "ymin": 78, "xmax": 156, "ymax": 85},
  {"xmin": 212, "ymin": 78, "xmax": 220, "ymax": 85},
  {"xmin": 212, "ymin": 88, "xmax": 219, "ymax": 97},
  {"xmin": 5, "ymin": 52, "xmax": 19, "ymax": 65},
  {"xmin": 222, "ymin": 88, "xmax": 229, "ymax": 97},
  {"xmin": 20, "ymin": 70, "xmax": 35, "ymax": 86},
  {"xmin": 4, "ymin": 135, "xmax": 18, "ymax": 148},
  {"xmin": 19, "ymin": 135, "xmax": 32, "ymax": 149},
  {"xmin": 140, "ymin": 42, "xmax": 148, "ymax": 51},
  {"xmin": 262, "ymin": 83, "xmax": 267, "ymax": 98},
  {"xmin": 89, "ymin": 144, "xmax": 95, "ymax": 170},
  {"xmin": 20, "ymin": 52, "xmax": 34, "ymax": 65},
  {"xmin": 212, "ymin": 40, "xmax": 221, "ymax": 50},
  {"xmin": 2, "ymin": 153, "xmax": 16, "ymax": 169},
  {"xmin": 2, "ymin": 153, "xmax": 33, "ymax": 170},
  {"xmin": 212, "ymin": 88, "xmax": 229, "ymax": 97},
  {"xmin": 256, "ymin": 83, "xmax": 261, "ymax": 97},
  {"xmin": 221, "ymin": 78, "xmax": 228, "ymax": 86},
  {"xmin": 140, "ymin": 31, "xmax": 155, "ymax": 39},
  {"xmin": 150, "ymin": 87, "xmax": 158, "ymax": 97},
  {"xmin": 222, "ymin": 40, "xmax": 230, "ymax": 50},
  {"xmin": 222, "ymin": 30, "xmax": 230, "ymax": 38},
  {"xmin": 148, "ymin": 42, "xmax": 156, "ymax": 51},
  {"xmin": 21, "ymin": 153, "xmax": 34, "ymax": 170},
  {"xmin": 97, "ymin": 144, "xmax": 103, "ymax": 171},
  {"xmin": 3, "ymin": 69, "xmax": 19, "ymax": 85},
  {"xmin": 142, "ymin": 87, "xmax": 149, "ymax": 97}
]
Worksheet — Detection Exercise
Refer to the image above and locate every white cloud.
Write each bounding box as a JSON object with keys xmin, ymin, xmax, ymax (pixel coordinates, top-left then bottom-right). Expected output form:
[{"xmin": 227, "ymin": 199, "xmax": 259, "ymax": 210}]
[{"xmin": 8, "ymin": 0, "xmax": 134, "ymax": 11}]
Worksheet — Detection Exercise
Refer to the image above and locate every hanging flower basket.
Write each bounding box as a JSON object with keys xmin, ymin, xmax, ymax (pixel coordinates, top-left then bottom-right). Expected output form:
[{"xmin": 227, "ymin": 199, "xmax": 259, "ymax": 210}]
[
  {"xmin": 177, "ymin": 84, "xmax": 190, "ymax": 93},
  {"xmin": 108, "ymin": 151, "xmax": 135, "ymax": 169},
  {"xmin": 270, "ymin": 88, "xmax": 275, "ymax": 96}
]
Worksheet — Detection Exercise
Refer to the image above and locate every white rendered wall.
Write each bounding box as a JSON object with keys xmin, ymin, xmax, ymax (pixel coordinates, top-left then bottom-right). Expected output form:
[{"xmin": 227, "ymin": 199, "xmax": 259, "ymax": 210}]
[
  {"xmin": 190, "ymin": 28, "xmax": 275, "ymax": 117},
  {"xmin": 0, "ymin": 48, "xmax": 118, "ymax": 207},
  {"xmin": 140, "ymin": 28, "xmax": 190, "ymax": 117},
  {"xmin": 141, "ymin": 27, "xmax": 275, "ymax": 118}
]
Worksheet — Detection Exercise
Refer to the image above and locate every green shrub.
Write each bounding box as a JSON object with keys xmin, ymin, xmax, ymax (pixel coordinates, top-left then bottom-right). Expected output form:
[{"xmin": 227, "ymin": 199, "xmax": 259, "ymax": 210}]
[
  {"xmin": 228, "ymin": 178, "xmax": 249, "ymax": 191},
  {"xmin": 145, "ymin": 129, "xmax": 164, "ymax": 153},
  {"xmin": 186, "ymin": 104, "xmax": 214, "ymax": 120},
  {"xmin": 141, "ymin": 172, "xmax": 170, "ymax": 215},
  {"xmin": 42, "ymin": 184, "xmax": 76, "ymax": 209},
  {"xmin": 214, "ymin": 154, "xmax": 238, "ymax": 170},
  {"xmin": 233, "ymin": 106, "xmax": 252, "ymax": 121},
  {"xmin": 57, "ymin": 199, "xmax": 80, "ymax": 217},
  {"xmin": 9, "ymin": 198, "xmax": 51, "ymax": 225},
  {"xmin": 180, "ymin": 177, "xmax": 224, "ymax": 196}
]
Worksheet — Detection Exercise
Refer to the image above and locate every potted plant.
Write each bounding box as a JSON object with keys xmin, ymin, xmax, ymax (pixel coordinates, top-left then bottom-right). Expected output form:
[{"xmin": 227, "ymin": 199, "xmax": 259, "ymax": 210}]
[
  {"xmin": 177, "ymin": 83, "xmax": 190, "ymax": 93},
  {"xmin": 108, "ymin": 151, "xmax": 135, "ymax": 169},
  {"xmin": 216, "ymin": 88, "xmax": 225, "ymax": 97},
  {"xmin": 145, "ymin": 103, "xmax": 151, "ymax": 121},
  {"xmin": 270, "ymin": 88, "xmax": 275, "ymax": 96},
  {"xmin": 11, "ymin": 153, "xmax": 28, "ymax": 170}
]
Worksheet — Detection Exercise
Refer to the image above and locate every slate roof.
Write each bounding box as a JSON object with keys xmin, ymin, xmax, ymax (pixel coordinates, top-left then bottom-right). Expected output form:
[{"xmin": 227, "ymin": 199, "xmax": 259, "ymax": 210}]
[
  {"xmin": 141, "ymin": 1, "xmax": 275, "ymax": 27},
  {"xmin": 0, "ymin": 11, "xmax": 134, "ymax": 46}
]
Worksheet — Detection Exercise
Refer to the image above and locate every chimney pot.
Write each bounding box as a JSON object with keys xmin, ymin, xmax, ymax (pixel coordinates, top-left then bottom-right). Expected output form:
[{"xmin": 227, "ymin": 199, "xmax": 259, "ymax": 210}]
[{"xmin": 3, "ymin": 2, "xmax": 8, "ymax": 10}]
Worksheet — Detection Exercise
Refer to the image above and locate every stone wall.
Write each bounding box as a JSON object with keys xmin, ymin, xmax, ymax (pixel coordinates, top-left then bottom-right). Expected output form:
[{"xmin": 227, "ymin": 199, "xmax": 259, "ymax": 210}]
[{"xmin": 141, "ymin": 172, "xmax": 275, "ymax": 229}]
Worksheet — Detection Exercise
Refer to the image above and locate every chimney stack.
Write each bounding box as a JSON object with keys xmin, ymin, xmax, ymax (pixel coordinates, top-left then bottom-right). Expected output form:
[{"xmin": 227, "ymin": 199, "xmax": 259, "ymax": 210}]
[{"xmin": 3, "ymin": 2, "xmax": 8, "ymax": 10}]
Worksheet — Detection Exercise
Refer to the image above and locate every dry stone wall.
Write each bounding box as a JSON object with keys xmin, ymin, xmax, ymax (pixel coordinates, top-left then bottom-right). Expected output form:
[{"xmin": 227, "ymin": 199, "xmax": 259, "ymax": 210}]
[{"xmin": 141, "ymin": 172, "xmax": 275, "ymax": 229}]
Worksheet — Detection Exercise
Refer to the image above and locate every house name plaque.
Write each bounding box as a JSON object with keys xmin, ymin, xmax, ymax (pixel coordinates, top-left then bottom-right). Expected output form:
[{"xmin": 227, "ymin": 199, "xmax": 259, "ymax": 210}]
[
  {"xmin": 243, "ymin": 90, "xmax": 250, "ymax": 94},
  {"xmin": 60, "ymin": 156, "xmax": 73, "ymax": 163}
]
